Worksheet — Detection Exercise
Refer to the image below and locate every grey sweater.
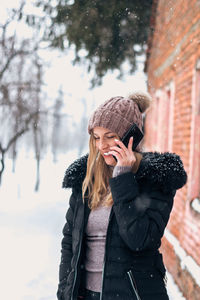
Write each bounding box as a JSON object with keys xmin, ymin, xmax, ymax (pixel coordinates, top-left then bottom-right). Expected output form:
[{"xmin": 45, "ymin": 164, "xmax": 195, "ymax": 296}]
[{"xmin": 84, "ymin": 165, "xmax": 132, "ymax": 292}]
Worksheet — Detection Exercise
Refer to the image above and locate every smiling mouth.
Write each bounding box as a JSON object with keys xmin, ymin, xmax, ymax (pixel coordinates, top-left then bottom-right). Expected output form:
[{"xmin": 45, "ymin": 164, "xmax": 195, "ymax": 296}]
[
  {"xmin": 103, "ymin": 152, "xmax": 110, "ymax": 155},
  {"xmin": 103, "ymin": 152, "xmax": 113, "ymax": 157}
]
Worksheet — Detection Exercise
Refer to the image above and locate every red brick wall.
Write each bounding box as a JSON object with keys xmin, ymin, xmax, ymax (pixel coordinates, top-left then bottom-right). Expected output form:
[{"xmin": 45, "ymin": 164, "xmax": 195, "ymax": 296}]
[{"xmin": 145, "ymin": 0, "xmax": 200, "ymax": 298}]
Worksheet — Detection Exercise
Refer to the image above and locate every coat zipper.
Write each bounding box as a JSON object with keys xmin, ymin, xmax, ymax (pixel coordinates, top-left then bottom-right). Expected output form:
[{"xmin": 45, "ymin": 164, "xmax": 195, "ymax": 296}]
[
  {"xmin": 127, "ymin": 270, "xmax": 141, "ymax": 300},
  {"xmin": 71, "ymin": 204, "xmax": 85, "ymax": 300},
  {"xmin": 100, "ymin": 207, "xmax": 113, "ymax": 300}
]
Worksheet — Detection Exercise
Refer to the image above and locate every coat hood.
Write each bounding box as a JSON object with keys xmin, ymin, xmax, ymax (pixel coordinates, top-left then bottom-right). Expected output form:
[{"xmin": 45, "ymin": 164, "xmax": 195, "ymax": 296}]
[{"xmin": 62, "ymin": 152, "xmax": 187, "ymax": 191}]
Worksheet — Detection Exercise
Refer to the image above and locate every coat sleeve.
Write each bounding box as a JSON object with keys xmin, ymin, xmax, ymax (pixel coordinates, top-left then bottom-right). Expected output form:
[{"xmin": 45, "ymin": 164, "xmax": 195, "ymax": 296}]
[
  {"xmin": 109, "ymin": 172, "xmax": 176, "ymax": 251},
  {"xmin": 57, "ymin": 189, "xmax": 77, "ymax": 300}
]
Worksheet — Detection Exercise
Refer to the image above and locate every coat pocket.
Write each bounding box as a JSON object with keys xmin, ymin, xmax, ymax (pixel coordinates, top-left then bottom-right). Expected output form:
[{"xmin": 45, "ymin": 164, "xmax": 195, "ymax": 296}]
[{"xmin": 127, "ymin": 270, "xmax": 141, "ymax": 300}]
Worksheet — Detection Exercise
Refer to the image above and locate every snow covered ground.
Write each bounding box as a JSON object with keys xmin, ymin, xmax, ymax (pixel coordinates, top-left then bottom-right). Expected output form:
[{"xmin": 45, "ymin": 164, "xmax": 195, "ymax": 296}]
[{"xmin": 0, "ymin": 152, "xmax": 186, "ymax": 300}]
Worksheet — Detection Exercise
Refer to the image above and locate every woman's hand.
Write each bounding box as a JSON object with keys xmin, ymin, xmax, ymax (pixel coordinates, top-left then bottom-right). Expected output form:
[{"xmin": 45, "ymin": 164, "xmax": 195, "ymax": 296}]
[{"xmin": 108, "ymin": 137, "xmax": 137, "ymax": 167}]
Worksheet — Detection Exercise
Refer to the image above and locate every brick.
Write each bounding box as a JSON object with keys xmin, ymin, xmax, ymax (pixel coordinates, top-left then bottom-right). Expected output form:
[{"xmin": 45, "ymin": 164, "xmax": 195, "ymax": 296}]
[{"xmin": 145, "ymin": 0, "xmax": 200, "ymax": 296}]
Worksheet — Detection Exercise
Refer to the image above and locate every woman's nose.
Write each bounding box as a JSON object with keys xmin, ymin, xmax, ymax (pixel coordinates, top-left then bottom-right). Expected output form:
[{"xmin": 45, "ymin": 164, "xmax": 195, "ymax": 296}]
[{"xmin": 99, "ymin": 139, "xmax": 108, "ymax": 150}]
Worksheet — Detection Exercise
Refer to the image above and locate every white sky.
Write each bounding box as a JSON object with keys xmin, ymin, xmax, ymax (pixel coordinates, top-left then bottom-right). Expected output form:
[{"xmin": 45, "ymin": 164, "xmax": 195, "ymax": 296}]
[{"xmin": 42, "ymin": 49, "xmax": 147, "ymax": 118}]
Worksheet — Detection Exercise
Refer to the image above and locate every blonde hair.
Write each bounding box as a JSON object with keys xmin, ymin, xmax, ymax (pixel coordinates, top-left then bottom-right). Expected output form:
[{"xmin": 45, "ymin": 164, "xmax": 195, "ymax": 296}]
[
  {"xmin": 82, "ymin": 131, "xmax": 142, "ymax": 210},
  {"xmin": 82, "ymin": 133, "xmax": 114, "ymax": 209}
]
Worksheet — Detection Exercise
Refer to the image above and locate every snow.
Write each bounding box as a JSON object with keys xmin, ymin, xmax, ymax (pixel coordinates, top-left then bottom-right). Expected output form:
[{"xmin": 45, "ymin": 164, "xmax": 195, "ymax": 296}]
[
  {"xmin": 167, "ymin": 271, "xmax": 186, "ymax": 300},
  {"xmin": 0, "ymin": 151, "xmax": 77, "ymax": 300},
  {"xmin": 165, "ymin": 228, "xmax": 200, "ymax": 287},
  {"xmin": 0, "ymin": 152, "xmax": 188, "ymax": 300}
]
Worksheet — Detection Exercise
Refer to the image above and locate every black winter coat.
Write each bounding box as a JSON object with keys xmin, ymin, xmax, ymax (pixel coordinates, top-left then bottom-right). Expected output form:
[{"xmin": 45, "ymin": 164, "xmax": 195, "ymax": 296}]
[{"xmin": 57, "ymin": 151, "xmax": 187, "ymax": 300}]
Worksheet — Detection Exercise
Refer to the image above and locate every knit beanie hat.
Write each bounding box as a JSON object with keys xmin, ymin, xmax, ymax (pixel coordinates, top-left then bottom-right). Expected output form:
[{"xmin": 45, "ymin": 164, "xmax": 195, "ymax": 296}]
[{"xmin": 88, "ymin": 91, "xmax": 152, "ymax": 150}]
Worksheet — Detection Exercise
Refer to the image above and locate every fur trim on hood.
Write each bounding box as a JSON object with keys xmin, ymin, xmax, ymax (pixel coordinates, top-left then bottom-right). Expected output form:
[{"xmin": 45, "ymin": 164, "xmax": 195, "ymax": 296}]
[{"xmin": 62, "ymin": 152, "xmax": 187, "ymax": 191}]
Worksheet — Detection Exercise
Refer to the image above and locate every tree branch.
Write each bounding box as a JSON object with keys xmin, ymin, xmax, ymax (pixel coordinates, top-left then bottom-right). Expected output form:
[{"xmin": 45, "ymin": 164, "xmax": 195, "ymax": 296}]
[
  {"xmin": 0, "ymin": 50, "xmax": 31, "ymax": 81},
  {"xmin": 1, "ymin": 110, "xmax": 47, "ymax": 153}
]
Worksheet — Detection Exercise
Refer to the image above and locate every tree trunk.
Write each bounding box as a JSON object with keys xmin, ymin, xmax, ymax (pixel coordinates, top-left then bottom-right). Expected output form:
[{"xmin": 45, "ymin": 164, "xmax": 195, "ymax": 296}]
[
  {"xmin": 34, "ymin": 155, "xmax": 40, "ymax": 192},
  {"xmin": 0, "ymin": 152, "xmax": 5, "ymax": 185},
  {"xmin": 12, "ymin": 144, "xmax": 17, "ymax": 173}
]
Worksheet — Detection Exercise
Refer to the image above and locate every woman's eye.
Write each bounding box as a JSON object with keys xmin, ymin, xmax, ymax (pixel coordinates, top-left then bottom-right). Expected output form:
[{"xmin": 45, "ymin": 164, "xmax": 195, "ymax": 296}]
[{"xmin": 94, "ymin": 136, "xmax": 115, "ymax": 140}]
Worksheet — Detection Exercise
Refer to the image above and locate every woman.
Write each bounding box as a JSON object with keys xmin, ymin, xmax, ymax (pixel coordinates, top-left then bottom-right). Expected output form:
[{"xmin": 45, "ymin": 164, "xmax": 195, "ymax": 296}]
[{"xmin": 57, "ymin": 92, "xmax": 187, "ymax": 300}]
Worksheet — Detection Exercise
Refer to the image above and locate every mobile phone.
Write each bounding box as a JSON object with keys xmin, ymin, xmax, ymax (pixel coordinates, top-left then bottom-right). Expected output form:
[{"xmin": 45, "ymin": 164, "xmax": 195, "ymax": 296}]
[{"xmin": 113, "ymin": 123, "xmax": 144, "ymax": 161}]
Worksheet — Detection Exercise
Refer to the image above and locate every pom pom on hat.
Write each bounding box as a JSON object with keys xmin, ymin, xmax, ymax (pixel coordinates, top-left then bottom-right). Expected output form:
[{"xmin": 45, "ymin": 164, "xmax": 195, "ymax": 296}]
[{"xmin": 128, "ymin": 91, "xmax": 152, "ymax": 113}]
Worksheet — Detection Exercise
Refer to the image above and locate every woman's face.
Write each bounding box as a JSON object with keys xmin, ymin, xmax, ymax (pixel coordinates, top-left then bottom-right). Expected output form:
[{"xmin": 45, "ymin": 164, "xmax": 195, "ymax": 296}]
[{"xmin": 93, "ymin": 126, "xmax": 118, "ymax": 166}]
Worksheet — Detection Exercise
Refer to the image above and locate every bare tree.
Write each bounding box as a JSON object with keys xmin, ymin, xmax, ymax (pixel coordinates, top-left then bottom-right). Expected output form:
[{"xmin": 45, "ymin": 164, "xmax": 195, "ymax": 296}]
[
  {"xmin": 0, "ymin": 3, "xmax": 36, "ymax": 84},
  {"xmin": 31, "ymin": 57, "xmax": 47, "ymax": 191},
  {"xmin": 0, "ymin": 111, "xmax": 41, "ymax": 184},
  {"xmin": 0, "ymin": 3, "xmax": 46, "ymax": 186},
  {"xmin": 51, "ymin": 87, "xmax": 64, "ymax": 162},
  {"xmin": 77, "ymin": 98, "xmax": 89, "ymax": 157},
  {"xmin": 10, "ymin": 52, "xmax": 25, "ymax": 172}
]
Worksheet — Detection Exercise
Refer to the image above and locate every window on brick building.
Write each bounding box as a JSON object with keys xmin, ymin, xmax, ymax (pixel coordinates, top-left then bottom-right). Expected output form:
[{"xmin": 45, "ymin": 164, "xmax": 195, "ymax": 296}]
[
  {"xmin": 156, "ymin": 82, "xmax": 174, "ymax": 152},
  {"xmin": 163, "ymin": 90, "xmax": 170, "ymax": 151},
  {"xmin": 188, "ymin": 58, "xmax": 200, "ymax": 215},
  {"xmin": 154, "ymin": 94, "xmax": 160, "ymax": 150}
]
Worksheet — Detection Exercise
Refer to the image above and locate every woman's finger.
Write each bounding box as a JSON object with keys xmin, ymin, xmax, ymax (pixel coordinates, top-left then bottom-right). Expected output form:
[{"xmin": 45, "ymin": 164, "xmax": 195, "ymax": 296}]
[
  {"xmin": 110, "ymin": 145, "xmax": 124, "ymax": 155},
  {"xmin": 128, "ymin": 136, "xmax": 134, "ymax": 151},
  {"xmin": 107, "ymin": 150, "xmax": 121, "ymax": 160},
  {"xmin": 114, "ymin": 139, "xmax": 128, "ymax": 151}
]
